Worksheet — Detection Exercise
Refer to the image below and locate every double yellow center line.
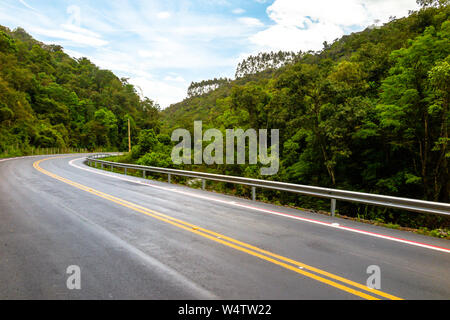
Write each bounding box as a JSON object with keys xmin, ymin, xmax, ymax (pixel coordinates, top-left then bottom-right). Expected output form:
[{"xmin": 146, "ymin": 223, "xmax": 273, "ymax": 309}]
[{"xmin": 34, "ymin": 157, "xmax": 402, "ymax": 300}]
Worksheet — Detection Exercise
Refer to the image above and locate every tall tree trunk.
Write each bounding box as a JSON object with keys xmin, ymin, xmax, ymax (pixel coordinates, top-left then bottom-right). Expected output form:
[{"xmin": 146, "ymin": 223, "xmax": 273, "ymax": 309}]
[{"xmin": 434, "ymin": 100, "xmax": 449, "ymax": 202}]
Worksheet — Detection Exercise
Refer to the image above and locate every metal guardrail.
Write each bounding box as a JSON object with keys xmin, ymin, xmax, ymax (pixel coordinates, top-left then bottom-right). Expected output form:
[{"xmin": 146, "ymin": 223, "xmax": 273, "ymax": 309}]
[{"xmin": 86, "ymin": 154, "xmax": 450, "ymax": 217}]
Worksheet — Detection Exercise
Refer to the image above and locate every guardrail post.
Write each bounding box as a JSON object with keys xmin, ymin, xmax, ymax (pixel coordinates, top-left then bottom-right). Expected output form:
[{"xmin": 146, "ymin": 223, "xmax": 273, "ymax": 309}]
[
  {"xmin": 143, "ymin": 170, "xmax": 146, "ymax": 179},
  {"xmin": 331, "ymin": 199, "xmax": 336, "ymax": 217},
  {"xmin": 101, "ymin": 163, "xmax": 104, "ymax": 169},
  {"xmin": 168, "ymin": 173, "xmax": 171, "ymax": 184},
  {"xmin": 202, "ymin": 179, "xmax": 206, "ymax": 190},
  {"xmin": 252, "ymin": 186, "xmax": 256, "ymax": 201},
  {"xmin": 124, "ymin": 168, "xmax": 127, "ymax": 175},
  {"xmin": 111, "ymin": 165, "xmax": 113, "ymax": 171}
]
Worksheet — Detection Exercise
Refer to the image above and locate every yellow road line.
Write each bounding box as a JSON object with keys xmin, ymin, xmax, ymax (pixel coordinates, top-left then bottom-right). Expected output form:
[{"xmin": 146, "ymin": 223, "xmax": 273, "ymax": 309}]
[{"xmin": 34, "ymin": 157, "xmax": 403, "ymax": 300}]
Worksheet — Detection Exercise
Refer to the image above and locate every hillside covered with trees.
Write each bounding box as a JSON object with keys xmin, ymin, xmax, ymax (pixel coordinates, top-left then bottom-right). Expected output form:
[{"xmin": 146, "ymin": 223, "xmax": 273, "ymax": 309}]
[
  {"xmin": 1, "ymin": 2, "xmax": 449, "ymax": 231},
  {"xmin": 157, "ymin": 3, "xmax": 450, "ymax": 229},
  {"xmin": 0, "ymin": 26, "xmax": 160, "ymax": 156}
]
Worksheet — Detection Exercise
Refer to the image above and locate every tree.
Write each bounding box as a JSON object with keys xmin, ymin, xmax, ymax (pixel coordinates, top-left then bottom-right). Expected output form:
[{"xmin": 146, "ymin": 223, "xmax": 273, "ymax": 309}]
[
  {"xmin": 93, "ymin": 108, "xmax": 118, "ymax": 147},
  {"xmin": 377, "ymin": 21, "xmax": 450, "ymax": 201},
  {"xmin": 0, "ymin": 105, "xmax": 14, "ymax": 123},
  {"xmin": 0, "ymin": 31, "xmax": 17, "ymax": 53},
  {"xmin": 137, "ymin": 129, "xmax": 158, "ymax": 155},
  {"xmin": 428, "ymin": 58, "xmax": 450, "ymax": 201}
]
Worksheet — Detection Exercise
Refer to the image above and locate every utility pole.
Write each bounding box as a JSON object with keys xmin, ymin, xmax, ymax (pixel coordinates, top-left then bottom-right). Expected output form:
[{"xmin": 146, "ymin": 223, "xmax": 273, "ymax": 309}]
[{"xmin": 128, "ymin": 118, "xmax": 131, "ymax": 153}]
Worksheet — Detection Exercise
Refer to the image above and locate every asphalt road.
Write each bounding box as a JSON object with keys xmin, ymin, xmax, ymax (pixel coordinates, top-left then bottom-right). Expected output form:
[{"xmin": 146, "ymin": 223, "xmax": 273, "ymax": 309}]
[{"xmin": 0, "ymin": 154, "xmax": 449, "ymax": 300}]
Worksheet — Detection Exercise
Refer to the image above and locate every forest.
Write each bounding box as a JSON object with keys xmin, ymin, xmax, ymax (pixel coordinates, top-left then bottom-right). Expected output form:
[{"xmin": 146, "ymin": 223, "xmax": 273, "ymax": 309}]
[
  {"xmin": 0, "ymin": 25, "xmax": 160, "ymax": 156},
  {"xmin": 158, "ymin": 3, "xmax": 450, "ymax": 231},
  {"xmin": 1, "ymin": 2, "xmax": 449, "ymax": 233}
]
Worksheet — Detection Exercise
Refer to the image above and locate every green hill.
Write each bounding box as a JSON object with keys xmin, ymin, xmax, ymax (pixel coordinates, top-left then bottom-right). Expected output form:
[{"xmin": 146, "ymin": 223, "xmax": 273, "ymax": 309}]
[
  {"xmin": 0, "ymin": 26, "xmax": 160, "ymax": 156},
  {"xmin": 160, "ymin": 5, "xmax": 449, "ymax": 204},
  {"xmin": 155, "ymin": 5, "xmax": 450, "ymax": 229}
]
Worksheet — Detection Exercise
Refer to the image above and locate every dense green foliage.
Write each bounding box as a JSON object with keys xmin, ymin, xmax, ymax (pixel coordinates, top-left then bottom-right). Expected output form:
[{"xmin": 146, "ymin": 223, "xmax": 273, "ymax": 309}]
[
  {"xmin": 1, "ymin": 4, "xmax": 449, "ymax": 230},
  {"xmin": 0, "ymin": 26, "xmax": 160, "ymax": 156},
  {"xmin": 157, "ymin": 5, "xmax": 450, "ymax": 229}
]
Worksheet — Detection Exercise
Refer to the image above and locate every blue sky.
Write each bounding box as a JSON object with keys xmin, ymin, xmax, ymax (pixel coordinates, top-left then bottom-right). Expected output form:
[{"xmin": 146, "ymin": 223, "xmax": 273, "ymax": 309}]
[{"xmin": 0, "ymin": 0, "xmax": 419, "ymax": 108}]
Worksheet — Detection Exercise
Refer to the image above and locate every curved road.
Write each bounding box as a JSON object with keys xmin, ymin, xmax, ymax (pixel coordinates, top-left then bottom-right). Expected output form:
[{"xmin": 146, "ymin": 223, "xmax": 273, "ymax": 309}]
[{"xmin": 0, "ymin": 154, "xmax": 449, "ymax": 299}]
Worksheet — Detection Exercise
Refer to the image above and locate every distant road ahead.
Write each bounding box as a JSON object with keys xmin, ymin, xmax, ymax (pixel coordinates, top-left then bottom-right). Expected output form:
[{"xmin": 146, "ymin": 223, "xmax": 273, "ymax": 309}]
[{"xmin": 0, "ymin": 155, "xmax": 449, "ymax": 299}]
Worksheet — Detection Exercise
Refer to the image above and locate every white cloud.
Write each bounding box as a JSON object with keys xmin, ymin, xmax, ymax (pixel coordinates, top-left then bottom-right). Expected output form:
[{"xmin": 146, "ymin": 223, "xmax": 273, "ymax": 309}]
[
  {"xmin": 60, "ymin": 23, "xmax": 103, "ymax": 40},
  {"xmin": 251, "ymin": 21, "xmax": 343, "ymax": 52},
  {"xmin": 64, "ymin": 49, "xmax": 86, "ymax": 59},
  {"xmin": 138, "ymin": 50, "xmax": 164, "ymax": 58},
  {"xmin": 266, "ymin": 0, "xmax": 368, "ymax": 27},
  {"xmin": 250, "ymin": 0, "xmax": 420, "ymax": 52},
  {"xmin": 363, "ymin": 0, "xmax": 420, "ymax": 22},
  {"xmin": 232, "ymin": 8, "xmax": 245, "ymax": 14},
  {"xmin": 163, "ymin": 75, "xmax": 186, "ymax": 83},
  {"xmin": 129, "ymin": 76, "xmax": 187, "ymax": 108},
  {"xmin": 18, "ymin": 0, "xmax": 37, "ymax": 11},
  {"xmin": 33, "ymin": 27, "xmax": 108, "ymax": 47},
  {"xmin": 238, "ymin": 17, "xmax": 264, "ymax": 27},
  {"xmin": 157, "ymin": 11, "xmax": 171, "ymax": 19}
]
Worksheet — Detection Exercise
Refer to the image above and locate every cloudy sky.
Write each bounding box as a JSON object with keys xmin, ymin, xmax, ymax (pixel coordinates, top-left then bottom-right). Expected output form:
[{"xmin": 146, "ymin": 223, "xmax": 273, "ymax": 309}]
[{"xmin": 0, "ymin": 0, "xmax": 420, "ymax": 108}]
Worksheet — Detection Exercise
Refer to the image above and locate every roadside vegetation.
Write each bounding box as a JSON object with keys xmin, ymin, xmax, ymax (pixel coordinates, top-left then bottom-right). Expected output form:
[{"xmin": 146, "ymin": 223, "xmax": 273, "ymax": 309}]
[{"xmin": 91, "ymin": 154, "xmax": 450, "ymax": 240}]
